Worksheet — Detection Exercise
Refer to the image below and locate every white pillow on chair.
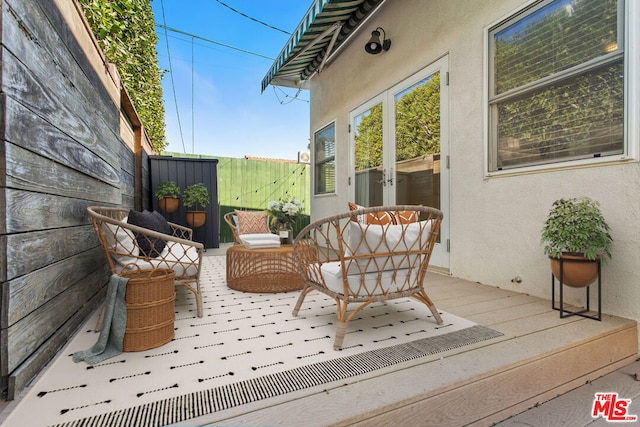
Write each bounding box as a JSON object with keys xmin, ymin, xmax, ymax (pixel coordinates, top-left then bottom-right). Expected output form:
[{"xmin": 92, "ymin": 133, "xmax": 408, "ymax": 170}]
[
  {"xmin": 103, "ymin": 218, "xmax": 137, "ymax": 256},
  {"xmin": 346, "ymin": 219, "xmax": 433, "ymax": 273}
]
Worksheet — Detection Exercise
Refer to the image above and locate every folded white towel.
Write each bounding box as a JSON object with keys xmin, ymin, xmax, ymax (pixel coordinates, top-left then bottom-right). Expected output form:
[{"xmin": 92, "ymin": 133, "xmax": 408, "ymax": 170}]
[
  {"xmin": 240, "ymin": 233, "xmax": 281, "ymax": 249},
  {"xmin": 240, "ymin": 233, "xmax": 281, "ymax": 242},
  {"xmin": 242, "ymin": 241, "xmax": 282, "ymax": 249}
]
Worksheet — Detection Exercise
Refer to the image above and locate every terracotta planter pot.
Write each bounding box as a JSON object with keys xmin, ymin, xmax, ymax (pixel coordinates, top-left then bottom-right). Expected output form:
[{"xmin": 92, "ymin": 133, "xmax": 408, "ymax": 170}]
[
  {"xmin": 186, "ymin": 211, "xmax": 206, "ymax": 228},
  {"xmin": 550, "ymin": 254, "xmax": 599, "ymax": 288},
  {"xmin": 158, "ymin": 197, "xmax": 179, "ymax": 213}
]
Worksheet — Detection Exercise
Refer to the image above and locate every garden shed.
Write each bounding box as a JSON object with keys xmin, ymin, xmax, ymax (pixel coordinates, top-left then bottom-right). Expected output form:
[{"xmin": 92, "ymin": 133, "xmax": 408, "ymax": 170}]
[{"xmin": 150, "ymin": 156, "xmax": 220, "ymax": 249}]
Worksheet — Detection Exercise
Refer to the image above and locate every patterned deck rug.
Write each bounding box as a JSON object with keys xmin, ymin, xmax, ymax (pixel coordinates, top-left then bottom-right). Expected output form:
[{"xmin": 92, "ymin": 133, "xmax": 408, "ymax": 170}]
[{"xmin": 3, "ymin": 255, "xmax": 503, "ymax": 427}]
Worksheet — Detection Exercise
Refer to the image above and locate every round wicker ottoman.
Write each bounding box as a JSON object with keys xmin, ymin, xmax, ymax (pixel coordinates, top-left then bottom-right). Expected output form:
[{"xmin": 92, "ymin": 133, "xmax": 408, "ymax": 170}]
[{"xmin": 226, "ymin": 244, "xmax": 304, "ymax": 293}]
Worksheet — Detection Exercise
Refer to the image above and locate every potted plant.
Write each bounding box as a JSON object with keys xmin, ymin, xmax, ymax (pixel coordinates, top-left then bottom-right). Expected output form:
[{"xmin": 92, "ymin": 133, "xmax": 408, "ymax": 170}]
[
  {"xmin": 183, "ymin": 183, "xmax": 210, "ymax": 228},
  {"xmin": 541, "ymin": 197, "xmax": 612, "ymax": 287},
  {"xmin": 266, "ymin": 197, "xmax": 302, "ymax": 244},
  {"xmin": 155, "ymin": 181, "xmax": 181, "ymax": 213}
]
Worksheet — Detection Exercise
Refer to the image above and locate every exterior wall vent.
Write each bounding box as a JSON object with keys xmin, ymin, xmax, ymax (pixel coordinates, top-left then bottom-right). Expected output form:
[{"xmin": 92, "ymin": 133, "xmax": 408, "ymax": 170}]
[{"xmin": 298, "ymin": 151, "xmax": 311, "ymax": 164}]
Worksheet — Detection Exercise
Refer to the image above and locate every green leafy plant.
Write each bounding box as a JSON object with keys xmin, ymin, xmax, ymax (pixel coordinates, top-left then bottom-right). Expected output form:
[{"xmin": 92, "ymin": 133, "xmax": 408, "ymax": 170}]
[
  {"xmin": 77, "ymin": 0, "xmax": 166, "ymax": 152},
  {"xmin": 541, "ymin": 197, "xmax": 612, "ymax": 263},
  {"xmin": 183, "ymin": 184, "xmax": 210, "ymax": 210},
  {"xmin": 154, "ymin": 181, "xmax": 181, "ymax": 199}
]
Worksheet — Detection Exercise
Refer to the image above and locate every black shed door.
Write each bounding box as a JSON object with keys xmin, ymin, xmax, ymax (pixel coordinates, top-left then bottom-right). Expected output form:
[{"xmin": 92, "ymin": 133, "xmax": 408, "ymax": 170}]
[{"xmin": 150, "ymin": 156, "xmax": 219, "ymax": 249}]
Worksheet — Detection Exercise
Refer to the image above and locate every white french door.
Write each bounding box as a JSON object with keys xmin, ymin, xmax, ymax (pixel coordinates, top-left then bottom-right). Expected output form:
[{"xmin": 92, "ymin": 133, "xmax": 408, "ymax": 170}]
[{"xmin": 349, "ymin": 57, "xmax": 450, "ymax": 269}]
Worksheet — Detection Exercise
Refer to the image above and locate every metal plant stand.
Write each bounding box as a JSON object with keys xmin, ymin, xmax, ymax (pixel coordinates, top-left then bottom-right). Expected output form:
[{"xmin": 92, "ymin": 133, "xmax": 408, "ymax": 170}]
[{"xmin": 552, "ymin": 257, "xmax": 601, "ymax": 321}]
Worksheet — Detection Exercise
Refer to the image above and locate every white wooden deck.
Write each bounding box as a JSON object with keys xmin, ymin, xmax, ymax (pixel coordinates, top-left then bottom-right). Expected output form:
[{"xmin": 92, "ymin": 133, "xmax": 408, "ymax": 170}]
[{"xmin": 192, "ymin": 260, "xmax": 638, "ymax": 426}]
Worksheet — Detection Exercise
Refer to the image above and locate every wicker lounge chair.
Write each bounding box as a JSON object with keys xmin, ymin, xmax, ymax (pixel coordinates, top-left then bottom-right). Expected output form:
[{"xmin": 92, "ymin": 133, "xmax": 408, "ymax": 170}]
[
  {"xmin": 87, "ymin": 206, "xmax": 204, "ymax": 317},
  {"xmin": 223, "ymin": 210, "xmax": 281, "ymax": 248},
  {"xmin": 292, "ymin": 205, "xmax": 444, "ymax": 349}
]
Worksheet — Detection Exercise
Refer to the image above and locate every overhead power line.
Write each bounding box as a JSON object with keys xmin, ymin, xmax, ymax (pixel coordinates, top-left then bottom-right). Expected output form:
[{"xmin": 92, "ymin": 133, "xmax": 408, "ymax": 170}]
[
  {"xmin": 156, "ymin": 24, "xmax": 275, "ymax": 60},
  {"xmin": 160, "ymin": 0, "xmax": 187, "ymax": 152},
  {"xmin": 214, "ymin": 0, "xmax": 291, "ymax": 35}
]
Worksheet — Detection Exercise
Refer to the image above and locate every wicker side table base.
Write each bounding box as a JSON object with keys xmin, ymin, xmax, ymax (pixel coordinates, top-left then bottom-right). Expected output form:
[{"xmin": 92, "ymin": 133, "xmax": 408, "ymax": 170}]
[
  {"xmin": 119, "ymin": 268, "xmax": 176, "ymax": 352},
  {"xmin": 226, "ymin": 244, "xmax": 304, "ymax": 293}
]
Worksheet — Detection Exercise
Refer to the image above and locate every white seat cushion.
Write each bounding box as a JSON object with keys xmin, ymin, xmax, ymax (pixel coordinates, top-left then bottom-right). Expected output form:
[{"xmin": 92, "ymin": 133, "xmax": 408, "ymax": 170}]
[
  {"xmin": 319, "ymin": 261, "xmax": 417, "ymax": 296},
  {"xmin": 115, "ymin": 242, "xmax": 200, "ymax": 277}
]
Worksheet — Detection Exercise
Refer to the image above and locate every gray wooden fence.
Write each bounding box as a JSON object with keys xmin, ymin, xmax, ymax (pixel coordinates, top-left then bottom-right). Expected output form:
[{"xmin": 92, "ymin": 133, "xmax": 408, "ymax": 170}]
[{"xmin": 0, "ymin": 0, "xmax": 152, "ymax": 400}]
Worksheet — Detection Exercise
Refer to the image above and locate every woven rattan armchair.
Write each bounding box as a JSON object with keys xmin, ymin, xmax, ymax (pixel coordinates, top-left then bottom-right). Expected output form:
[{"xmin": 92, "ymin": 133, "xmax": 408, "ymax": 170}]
[
  {"xmin": 87, "ymin": 206, "xmax": 204, "ymax": 317},
  {"xmin": 292, "ymin": 205, "xmax": 444, "ymax": 349},
  {"xmin": 223, "ymin": 210, "xmax": 281, "ymax": 248}
]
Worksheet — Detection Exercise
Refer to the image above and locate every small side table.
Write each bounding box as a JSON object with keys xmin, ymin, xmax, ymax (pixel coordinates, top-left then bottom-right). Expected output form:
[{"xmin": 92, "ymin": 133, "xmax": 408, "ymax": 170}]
[
  {"xmin": 226, "ymin": 244, "xmax": 305, "ymax": 293},
  {"xmin": 551, "ymin": 257, "xmax": 601, "ymax": 321}
]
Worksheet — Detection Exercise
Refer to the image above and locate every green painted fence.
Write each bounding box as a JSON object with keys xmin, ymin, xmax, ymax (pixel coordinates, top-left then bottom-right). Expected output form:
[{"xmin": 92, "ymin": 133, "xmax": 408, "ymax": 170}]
[{"xmin": 164, "ymin": 153, "xmax": 310, "ymax": 243}]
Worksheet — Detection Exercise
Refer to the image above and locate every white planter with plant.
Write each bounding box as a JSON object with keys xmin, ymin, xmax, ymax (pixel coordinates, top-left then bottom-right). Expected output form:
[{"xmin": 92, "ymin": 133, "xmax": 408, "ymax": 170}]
[{"xmin": 541, "ymin": 197, "xmax": 612, "ymax": 287}]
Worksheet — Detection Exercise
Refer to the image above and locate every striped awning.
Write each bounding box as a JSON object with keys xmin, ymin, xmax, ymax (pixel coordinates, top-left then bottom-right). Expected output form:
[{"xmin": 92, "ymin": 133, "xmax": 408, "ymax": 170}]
[{"xmin": 261, "ymin": 0, "xmax": 385, "ymax": 92}]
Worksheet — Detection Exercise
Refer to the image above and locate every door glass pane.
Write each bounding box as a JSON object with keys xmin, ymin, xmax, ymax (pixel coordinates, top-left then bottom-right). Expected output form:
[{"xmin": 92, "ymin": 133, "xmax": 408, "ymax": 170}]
[
  {"xmin": 394, "ymin": 72, "xmax": 441, "ymax": 210},
  {"xmin": 354, "ymin": 102, "xmax": 383, "ymax": 207}
]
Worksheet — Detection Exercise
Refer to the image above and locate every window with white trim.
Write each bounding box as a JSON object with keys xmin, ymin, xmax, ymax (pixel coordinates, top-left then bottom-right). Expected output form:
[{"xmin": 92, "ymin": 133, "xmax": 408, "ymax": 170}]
[
  {"xmin": 487, "ymin": 0, "xmax": 625, "ymax": 172},
  {"xmin": 314, "ymin": 122, "xmax": 336, "ymax": 194}
]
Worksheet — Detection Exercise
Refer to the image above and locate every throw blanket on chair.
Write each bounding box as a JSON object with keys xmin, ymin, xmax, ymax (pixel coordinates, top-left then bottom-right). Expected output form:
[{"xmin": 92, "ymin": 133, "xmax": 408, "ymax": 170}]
[{"xmin": 73, "ymin": 275, "xmax": 128, "ymax": 365}]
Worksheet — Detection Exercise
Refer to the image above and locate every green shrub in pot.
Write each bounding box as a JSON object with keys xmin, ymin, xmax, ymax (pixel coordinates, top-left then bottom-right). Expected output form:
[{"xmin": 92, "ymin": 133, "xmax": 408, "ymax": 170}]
[
  {"xmin": 542, "ymin": 197, "xmax": 612, "ymax": 288},
  {"xmin": 182, "ymin": 183, "xmax": 210, "ymax": 211},
  {"xmin": 541, "ymin": 197, "xmax": 612, "ymax": 263}
]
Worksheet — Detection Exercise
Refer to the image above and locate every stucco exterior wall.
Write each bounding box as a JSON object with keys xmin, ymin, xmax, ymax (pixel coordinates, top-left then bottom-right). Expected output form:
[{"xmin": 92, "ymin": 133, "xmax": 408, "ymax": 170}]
[{"xmin": 308, "ymin": 0, "xmax": 640, "ymax": 324}]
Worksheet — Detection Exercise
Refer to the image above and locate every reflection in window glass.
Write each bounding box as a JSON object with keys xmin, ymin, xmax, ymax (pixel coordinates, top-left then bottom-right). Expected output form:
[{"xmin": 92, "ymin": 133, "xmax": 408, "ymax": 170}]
[
  {"xmin": 354, "ymin": 104, "xmax": 383, "ymax": 206},
  {"xmin": 394, "ymin": 73, "xmax": 441, "ymax": 210},
  {"xmin": 395, "ymin": 74, "xmax": 440, "ymax": 162},
  {"xmin": 494, "ymin": 0, "xmax": 619, "ymax": 94},
  {"xmin": 488, "ymin": 0, "xmax": 624, "ymax": 171}
]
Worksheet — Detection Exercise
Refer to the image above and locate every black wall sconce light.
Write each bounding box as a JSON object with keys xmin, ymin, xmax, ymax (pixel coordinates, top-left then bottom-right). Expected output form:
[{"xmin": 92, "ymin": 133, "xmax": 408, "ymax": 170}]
[{"xmin": 365, "ymin": 27, "xmax": 391, "ymax": 54}]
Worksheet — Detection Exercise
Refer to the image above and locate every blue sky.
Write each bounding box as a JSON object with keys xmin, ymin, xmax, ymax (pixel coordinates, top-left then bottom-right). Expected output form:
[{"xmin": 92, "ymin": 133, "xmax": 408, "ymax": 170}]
[{"xmin": 150, "ymin": 0, "xmax": 311, "ymax": 159}]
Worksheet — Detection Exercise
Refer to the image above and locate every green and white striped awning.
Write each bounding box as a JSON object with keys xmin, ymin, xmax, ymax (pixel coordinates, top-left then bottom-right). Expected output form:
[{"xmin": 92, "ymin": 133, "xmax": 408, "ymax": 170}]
[{"xmin": 261, "ymin": 0, "xmax": 385, "ymax": 92}]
